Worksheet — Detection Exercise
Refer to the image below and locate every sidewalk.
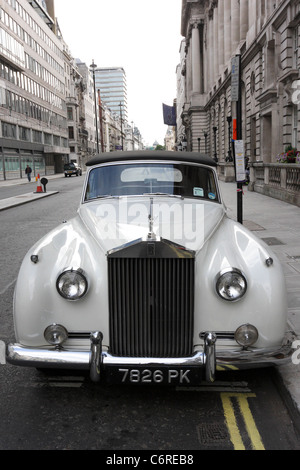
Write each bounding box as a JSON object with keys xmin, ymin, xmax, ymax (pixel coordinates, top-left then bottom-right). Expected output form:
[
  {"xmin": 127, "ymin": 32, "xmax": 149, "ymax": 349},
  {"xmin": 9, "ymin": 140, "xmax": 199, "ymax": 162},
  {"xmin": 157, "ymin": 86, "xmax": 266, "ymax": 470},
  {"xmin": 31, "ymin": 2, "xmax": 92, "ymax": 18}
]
[
  {"xmin": 220, "ymin": 181, "xmax": 300, "ymax": 412},
  {"xmin": 0, "ymin": 173, "xmax": 63, "ymax": 187},
  {"xmin": 0, "ymin": 174, "xmax": 61, "ymax": 211}
]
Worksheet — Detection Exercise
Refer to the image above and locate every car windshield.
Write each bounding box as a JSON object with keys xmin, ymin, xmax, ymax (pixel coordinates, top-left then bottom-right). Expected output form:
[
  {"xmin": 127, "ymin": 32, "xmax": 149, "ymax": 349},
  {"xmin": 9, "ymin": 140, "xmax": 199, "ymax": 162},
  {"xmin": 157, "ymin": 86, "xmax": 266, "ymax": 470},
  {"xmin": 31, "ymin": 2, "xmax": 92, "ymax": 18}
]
[
  {"xmin": 64, "ymin": 163, "xmax": 76, "ymax": 170},
  {"xmin": 84, "ymin": 163, "xmax": 219, "ymax": 202}
]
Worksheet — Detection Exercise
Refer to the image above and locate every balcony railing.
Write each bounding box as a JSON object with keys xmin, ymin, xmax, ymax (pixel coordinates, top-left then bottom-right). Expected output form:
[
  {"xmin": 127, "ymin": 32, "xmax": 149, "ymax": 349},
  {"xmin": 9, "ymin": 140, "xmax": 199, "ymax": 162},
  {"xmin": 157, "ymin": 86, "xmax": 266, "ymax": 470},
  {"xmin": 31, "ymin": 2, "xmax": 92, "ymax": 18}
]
[{"xmin": 250, "ymin": 163, "xmax": 300, "ymax": 207}]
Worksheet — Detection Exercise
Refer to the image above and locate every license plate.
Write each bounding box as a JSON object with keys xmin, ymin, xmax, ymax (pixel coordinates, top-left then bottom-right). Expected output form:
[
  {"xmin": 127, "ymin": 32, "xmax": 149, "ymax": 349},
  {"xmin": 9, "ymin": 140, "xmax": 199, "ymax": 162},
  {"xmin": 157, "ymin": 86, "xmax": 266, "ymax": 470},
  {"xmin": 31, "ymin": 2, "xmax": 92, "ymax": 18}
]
[{"xmin": 105, "ymin": 366, "xmax": 202, "ymax": 385}]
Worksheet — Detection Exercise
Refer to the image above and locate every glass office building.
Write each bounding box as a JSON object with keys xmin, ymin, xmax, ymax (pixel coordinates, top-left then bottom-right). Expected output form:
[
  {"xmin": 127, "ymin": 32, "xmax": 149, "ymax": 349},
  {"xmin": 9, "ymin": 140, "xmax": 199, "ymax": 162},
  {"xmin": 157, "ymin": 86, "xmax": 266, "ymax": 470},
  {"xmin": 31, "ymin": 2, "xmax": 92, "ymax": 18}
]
[
  {"xmin": 0, "ymin": 0, "xmax": 69, "ymax": 180},
  {"xmin": 94, "ymin": 67, "xmax": 128, "ymax": 121}
]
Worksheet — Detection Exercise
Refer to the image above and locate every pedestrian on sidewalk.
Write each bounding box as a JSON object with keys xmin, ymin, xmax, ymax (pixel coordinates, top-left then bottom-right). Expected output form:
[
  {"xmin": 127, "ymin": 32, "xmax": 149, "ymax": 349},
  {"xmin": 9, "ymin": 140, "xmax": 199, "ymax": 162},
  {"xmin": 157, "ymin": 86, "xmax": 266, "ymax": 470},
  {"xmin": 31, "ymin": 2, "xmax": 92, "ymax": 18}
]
[{"xmin": 25, "ymin": 165, "xmax": 32, "ymax": 182}]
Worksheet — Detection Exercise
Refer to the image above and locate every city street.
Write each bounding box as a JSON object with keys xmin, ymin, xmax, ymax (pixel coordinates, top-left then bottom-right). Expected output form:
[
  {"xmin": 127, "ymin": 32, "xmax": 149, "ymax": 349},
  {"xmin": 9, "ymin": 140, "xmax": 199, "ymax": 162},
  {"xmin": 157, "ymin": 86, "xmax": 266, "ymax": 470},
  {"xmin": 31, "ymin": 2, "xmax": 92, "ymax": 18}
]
[{"xmin": 0, "ymin": 176, "xmax": 300, "ymax": 451}]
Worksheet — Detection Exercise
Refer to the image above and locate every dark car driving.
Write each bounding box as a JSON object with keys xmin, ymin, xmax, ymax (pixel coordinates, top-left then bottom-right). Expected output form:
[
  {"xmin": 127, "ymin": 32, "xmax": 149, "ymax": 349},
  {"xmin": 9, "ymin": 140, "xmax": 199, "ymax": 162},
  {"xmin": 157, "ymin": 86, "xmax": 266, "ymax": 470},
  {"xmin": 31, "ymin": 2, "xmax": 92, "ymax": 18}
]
[{"xmin": 64, "ymin": 162, "xmax": 82, "ymax": 177}]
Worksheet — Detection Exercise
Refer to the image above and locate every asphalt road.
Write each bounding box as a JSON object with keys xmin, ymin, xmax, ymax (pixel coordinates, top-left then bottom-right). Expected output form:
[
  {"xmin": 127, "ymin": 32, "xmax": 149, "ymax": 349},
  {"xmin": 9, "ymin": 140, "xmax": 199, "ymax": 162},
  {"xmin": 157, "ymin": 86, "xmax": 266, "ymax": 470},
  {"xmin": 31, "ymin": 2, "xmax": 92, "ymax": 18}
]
[{"xmin": 0, "ymin": 176, "xmax": 300, "ymax": 451}]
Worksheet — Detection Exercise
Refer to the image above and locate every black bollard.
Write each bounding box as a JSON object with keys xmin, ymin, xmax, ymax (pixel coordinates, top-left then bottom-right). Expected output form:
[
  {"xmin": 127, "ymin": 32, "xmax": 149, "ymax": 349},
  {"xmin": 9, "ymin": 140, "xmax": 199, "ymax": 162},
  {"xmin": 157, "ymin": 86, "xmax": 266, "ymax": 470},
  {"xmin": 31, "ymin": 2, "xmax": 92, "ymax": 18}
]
[{"xmin": 41, "ymin": 177, "xmax": 48, "ymax": 193}]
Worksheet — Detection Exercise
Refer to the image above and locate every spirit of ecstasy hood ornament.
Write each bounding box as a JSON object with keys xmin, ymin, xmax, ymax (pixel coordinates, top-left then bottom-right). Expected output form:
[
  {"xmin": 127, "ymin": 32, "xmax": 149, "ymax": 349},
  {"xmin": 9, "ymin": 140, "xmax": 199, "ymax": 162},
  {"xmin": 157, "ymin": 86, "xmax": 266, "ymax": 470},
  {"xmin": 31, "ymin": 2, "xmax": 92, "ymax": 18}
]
[{"xmin": 147, "ymin": 197, "xmax": 156, "ymax": 241}]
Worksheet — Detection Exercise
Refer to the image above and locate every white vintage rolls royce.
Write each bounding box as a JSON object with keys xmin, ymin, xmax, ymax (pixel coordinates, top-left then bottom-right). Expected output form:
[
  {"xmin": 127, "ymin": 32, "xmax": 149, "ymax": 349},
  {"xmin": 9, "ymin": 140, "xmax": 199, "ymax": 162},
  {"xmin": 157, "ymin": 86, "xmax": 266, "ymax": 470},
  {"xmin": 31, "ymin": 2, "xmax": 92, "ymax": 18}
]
[{"xmin": 6, "ymin": 151, "xmax": 294, "ymax": 384}]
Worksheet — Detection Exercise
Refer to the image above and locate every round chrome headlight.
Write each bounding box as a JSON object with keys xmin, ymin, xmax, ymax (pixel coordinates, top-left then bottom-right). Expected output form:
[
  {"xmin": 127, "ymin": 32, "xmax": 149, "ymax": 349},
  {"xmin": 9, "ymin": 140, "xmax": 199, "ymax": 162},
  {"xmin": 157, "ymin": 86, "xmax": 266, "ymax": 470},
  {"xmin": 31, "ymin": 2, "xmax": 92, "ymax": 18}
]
[
  {"xmin": 44, "ymin": 324, "xmax": 68, "ymax": 346},
  {"xmin": 216, "ymin": 268, "xmax": 247, "ymax": 301},
  {"xmin": 56, "ymin": 269, "xmax": 88, "ymax": 301},
  {"xmin": 235, "ymin": 324, "xmax": 258, "ymax": 347}
]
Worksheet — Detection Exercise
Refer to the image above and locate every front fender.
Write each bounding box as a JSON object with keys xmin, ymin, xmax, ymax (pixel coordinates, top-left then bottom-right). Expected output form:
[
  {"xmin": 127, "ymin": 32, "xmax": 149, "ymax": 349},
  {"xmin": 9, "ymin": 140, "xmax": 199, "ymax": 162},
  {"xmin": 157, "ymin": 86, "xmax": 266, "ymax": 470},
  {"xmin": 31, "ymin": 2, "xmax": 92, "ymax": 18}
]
[
  {"xmin": 13, "ymin": 216, "xmax": 109, "ymax": 347},
  {"xmin": 194, "ymin": 217, "xmax": 287, "ymax": 349}
]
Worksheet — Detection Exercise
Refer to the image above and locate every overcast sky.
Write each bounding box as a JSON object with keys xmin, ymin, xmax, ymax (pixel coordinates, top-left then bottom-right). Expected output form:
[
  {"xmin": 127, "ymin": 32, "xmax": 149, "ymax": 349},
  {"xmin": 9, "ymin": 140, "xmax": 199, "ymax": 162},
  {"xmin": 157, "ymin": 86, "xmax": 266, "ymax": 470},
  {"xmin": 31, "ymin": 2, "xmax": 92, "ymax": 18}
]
[{"xmin": 54, "ymin": 0, "xmax": 183, "ymax": 147}]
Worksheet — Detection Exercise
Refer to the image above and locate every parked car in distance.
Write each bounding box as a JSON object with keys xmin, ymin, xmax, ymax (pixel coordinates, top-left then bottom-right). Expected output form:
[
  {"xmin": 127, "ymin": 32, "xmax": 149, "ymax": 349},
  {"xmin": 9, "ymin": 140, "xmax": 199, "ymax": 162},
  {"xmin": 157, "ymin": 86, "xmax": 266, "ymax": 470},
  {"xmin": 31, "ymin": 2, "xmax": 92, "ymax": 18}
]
[
  {"xmin": 7, "ymin": 151, "xmax": 294, "ymax": 385},
  {"xmin": 64, "ymin": 162, "xmax": 82, "ymax": 177}
]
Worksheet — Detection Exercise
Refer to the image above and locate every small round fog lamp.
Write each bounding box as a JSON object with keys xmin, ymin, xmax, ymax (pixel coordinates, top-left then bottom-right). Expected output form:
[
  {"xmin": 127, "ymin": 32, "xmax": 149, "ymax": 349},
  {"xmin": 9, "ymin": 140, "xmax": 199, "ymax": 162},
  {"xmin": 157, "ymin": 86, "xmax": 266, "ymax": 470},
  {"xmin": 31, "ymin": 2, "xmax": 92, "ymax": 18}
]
[
  {"xmin": 44, "ymin": 324, "xmax": 68, "ymax": 346},
  {"xmin": 234, "ymin": 324, "xmax": 258, "ymax": 347}
]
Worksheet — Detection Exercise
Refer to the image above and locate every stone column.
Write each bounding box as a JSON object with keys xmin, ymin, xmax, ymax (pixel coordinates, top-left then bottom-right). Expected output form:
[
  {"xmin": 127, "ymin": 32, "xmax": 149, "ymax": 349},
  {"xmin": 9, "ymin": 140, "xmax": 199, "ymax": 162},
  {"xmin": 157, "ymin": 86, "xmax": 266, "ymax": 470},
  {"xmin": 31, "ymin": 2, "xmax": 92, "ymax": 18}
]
[
  {"xmin": 207, "ymin": 15, "xmax": 213, "ymax": 90},
  {"xmin": 231, "ymin": 0, "xmax": 240, "ymax": 53},
  {"xmin": 240, "ymin": 0, "xmax": 249, "ymax": 42},
  {"xmin": 248, "ymin": 0, "xmax": 257, "ymax": 31},
  {"xmin": 191, "ymin": 22, "xmax": 201, "ymax": 94},
  {"xmin": 218, "ymin": 0, "xmax": 225, "ymax": 71},
  {"xmin": 257, "ymin": 0, "xmax": 264, "ymax": 29},
  {"xmin": 213, "ymin": 4, "xmax": 219, "ymax": 80},
  {"xmin": 224, "ymin": 0, "xmax": 232, "ymax": 64}
]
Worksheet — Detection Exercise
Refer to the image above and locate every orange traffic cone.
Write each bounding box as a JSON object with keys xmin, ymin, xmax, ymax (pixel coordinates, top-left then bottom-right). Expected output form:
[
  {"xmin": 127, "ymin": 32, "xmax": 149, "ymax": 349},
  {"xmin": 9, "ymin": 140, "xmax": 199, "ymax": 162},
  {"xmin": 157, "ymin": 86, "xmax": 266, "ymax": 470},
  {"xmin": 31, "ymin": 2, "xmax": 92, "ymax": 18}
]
[{"xmin": 35, "ymin": 174, "xmax": 43, "ymax": 193}]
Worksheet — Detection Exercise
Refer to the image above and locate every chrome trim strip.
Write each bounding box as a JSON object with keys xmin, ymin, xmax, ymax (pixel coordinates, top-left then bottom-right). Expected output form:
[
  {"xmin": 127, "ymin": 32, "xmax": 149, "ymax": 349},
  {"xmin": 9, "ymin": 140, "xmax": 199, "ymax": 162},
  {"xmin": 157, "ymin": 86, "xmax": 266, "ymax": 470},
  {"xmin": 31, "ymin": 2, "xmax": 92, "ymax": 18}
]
[
  {"xmin": 106, "ymin": 238, "xmax": 143, "ymax": 257},
  {"xmin": 82, "ymin": 159, "xmax": 221, "ymax": 205},
  {"xmin": 200, "ymin": 331, "xmax": 235, "ymax": 340},
  {"xmin": 107, "ymin": 237, "xmax": 195, "ymax": 259}
]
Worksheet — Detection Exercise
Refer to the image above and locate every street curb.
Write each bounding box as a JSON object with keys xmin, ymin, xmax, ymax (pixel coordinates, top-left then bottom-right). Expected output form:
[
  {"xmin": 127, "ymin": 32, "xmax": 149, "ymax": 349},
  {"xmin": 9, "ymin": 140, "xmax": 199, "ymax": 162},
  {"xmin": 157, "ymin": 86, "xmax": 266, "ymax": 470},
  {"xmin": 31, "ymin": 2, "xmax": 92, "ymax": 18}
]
[
  {"xmin": 271, "ymin": 368, "xmax": 300, "ymax": 438},
  {"xmin": 0, "ymin": 191, "xmax": 59, "ymax": 212}
]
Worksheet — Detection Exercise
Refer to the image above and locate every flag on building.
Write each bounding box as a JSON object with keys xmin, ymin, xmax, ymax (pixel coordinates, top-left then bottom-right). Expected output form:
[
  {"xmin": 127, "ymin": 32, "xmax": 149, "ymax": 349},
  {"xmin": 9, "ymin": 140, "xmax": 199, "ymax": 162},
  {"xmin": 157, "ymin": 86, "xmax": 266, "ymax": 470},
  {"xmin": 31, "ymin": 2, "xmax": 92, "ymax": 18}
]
[{"xmin": 162, "ymin": 103, "xmax": 177, "ymax": 126}]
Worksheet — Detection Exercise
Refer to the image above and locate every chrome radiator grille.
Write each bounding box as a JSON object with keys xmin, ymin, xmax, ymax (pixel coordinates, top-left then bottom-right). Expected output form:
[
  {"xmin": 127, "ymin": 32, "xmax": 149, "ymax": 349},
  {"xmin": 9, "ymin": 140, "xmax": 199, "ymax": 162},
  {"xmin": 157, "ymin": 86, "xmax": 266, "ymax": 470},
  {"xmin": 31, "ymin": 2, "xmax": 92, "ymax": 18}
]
[{"xmin": 108, "ymin": 257, "xmax": 195, "ymax": 358}]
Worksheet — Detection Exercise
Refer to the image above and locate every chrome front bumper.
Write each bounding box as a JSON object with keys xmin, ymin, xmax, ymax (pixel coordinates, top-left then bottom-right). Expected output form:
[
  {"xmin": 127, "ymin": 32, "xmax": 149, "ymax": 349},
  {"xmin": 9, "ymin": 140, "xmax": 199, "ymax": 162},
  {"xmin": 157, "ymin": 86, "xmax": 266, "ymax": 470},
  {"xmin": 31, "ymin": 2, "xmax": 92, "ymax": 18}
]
[{"xmin": 6, "ymin": 331, "xmax": 294, "ymax": 383}]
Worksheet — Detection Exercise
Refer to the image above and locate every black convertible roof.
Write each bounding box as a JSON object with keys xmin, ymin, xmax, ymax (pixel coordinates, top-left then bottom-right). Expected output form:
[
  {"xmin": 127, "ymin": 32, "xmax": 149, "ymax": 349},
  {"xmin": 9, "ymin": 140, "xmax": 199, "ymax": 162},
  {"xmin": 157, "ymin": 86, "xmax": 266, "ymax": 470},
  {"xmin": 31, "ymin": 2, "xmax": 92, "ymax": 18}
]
[{"xmin": 86, "ymin": 151, "xmax": 217, "ymax": 168}]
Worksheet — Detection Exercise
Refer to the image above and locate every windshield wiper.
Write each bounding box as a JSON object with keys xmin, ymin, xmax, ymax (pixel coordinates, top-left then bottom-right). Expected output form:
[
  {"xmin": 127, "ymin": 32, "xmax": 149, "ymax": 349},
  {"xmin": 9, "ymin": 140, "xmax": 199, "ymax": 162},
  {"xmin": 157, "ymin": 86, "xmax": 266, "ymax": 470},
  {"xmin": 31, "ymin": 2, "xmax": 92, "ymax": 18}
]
[
  {"xmin": 88, "ymin": 195, "xmax": 120, "ymax": 201},
  {"xmin": 143, "ymin": 192, "xmax": 184, "ymax": 199}
]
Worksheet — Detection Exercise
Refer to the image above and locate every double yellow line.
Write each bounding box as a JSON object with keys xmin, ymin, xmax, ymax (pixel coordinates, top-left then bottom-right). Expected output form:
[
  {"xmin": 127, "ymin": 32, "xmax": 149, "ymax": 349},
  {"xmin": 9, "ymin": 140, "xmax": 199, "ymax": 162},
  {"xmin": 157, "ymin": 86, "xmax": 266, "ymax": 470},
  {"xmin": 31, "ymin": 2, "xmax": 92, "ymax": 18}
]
[{"xmin": 221, "ymin": 393, "xmax": 265, "ymax": 450}]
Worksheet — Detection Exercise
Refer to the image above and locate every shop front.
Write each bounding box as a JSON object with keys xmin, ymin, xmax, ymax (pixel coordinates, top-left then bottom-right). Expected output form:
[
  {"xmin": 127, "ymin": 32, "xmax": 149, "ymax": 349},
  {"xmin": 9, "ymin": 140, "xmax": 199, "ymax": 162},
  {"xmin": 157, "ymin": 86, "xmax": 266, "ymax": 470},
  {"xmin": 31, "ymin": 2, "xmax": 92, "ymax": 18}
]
[{"xmin": 0, "ymin": 139, "xmax": 69, "ymax": 181}]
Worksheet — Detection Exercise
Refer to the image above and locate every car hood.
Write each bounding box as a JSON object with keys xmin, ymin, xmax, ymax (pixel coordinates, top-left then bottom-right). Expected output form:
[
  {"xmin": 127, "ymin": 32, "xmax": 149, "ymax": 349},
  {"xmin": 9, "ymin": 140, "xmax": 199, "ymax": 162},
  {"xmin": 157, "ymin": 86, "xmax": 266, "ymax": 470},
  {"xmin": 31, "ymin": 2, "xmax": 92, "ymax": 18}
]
[{"xmin": 78, "ymin": 196, "xmax": 225, "ymax": 254}]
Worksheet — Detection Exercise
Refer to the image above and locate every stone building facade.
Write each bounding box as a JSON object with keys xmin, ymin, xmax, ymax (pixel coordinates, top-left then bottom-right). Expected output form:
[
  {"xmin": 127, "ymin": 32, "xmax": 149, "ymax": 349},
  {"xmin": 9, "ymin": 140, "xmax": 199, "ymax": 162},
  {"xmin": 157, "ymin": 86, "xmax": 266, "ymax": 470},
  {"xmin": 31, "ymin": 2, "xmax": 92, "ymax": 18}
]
[{"xmin": 179, "ymin": 0, "xmax": 300, "ymax": 170}]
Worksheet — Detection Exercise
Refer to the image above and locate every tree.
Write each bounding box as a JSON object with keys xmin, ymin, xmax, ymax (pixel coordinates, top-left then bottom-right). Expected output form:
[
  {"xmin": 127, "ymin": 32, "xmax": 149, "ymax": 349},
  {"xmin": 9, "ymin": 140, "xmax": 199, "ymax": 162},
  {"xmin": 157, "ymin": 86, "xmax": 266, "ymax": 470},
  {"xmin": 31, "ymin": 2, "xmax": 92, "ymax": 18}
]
[{"xmin": 155, "ymin": 144, "xmax": 165, "ymax": 151}]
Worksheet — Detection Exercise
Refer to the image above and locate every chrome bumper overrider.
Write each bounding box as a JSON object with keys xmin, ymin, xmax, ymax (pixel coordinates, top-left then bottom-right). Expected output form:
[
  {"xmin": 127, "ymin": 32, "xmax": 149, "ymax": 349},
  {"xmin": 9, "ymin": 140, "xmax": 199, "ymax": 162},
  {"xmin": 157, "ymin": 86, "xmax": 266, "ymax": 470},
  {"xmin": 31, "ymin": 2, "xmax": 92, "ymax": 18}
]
[{"xmin": 6, "ymin": 331, "xmax": 294, "ymax": 383}]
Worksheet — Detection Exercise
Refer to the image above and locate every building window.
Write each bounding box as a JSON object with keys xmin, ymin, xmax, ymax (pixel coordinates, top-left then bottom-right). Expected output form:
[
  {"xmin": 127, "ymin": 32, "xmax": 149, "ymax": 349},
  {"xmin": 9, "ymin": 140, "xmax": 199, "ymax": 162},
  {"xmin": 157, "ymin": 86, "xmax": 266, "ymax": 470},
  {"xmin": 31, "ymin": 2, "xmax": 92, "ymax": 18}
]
[
  {"xmin": 53, "ymin": 135, "xmax": 60, "ymax": 146},
  {"xmin": 2, "ymin": 122, "xmax": 16, "ymax": 138},
  {"xmin": 250, "ymin": 72, "xmax": 256, "ymax": 95},
  {"xmin": 32, "ymin": 130, "xmax": 42, "ymax": 143},
  {"xmin": 68, "ymin": 126, "xmax": 74, "ymax": 139},
  {"xmin": 294, "ymin": 26, "xmax": 299, "ymax": 69},
  {"xmin": 292, "ymin": 105, "xmax": 298, "ymax": 148},
  {"xmin": 61, "ymin": 138, "xmax": 68, "ymax": 148},
  {"xmin": 44, "ymin": 133, "xmax": 52, "ymax": 145},
  {"xmin": 67, "ymin": 107, "xmax": 73, "ymax": 120},
  {"xmin": 19, "ymin": 126, "xmax": 30, "ymax": 141}
]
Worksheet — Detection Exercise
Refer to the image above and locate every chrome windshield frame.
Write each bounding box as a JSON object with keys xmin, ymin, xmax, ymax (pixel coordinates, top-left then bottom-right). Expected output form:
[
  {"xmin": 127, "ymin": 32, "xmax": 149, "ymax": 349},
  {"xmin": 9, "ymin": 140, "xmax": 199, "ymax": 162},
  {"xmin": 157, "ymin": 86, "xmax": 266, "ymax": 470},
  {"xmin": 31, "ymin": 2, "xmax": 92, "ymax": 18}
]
[{"xmin": 81, "ymin": 160, "xmax": 222, "ymax": 206}]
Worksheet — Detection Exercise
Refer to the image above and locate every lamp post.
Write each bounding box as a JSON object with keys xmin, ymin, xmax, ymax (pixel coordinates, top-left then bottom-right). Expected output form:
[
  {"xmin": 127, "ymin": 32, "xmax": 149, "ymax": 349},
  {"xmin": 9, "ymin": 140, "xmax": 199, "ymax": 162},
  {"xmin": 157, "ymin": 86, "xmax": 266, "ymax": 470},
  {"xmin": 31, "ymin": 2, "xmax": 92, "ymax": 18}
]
[
  {"xmin": 119, "ymin": 102, "xmax": 124, "ymax": 150},
  {"xmin": 131, "ymin": 121, "xmax": 135, "ymax": 151},
  {"xmin": 90, "ymin": 60, "xmax": 99, "ymax": 154},
  {"xmin": 98, "ymin": 89, "xmax": 104, "ymax": 153},
  {"xmin": 204, "ymin": 132, "xmax": 208, "ymax": 154},
  {"xmin": 213, "ymin": 126, "xmax": 218, "ymax": 162}
]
